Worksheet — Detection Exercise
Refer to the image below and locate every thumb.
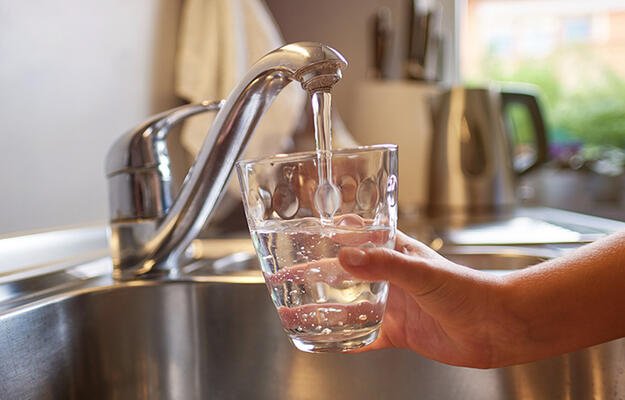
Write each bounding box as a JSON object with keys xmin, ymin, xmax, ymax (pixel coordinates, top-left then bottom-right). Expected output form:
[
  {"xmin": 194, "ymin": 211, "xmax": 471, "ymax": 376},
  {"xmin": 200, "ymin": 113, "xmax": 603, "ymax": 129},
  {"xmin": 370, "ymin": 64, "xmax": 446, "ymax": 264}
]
[{"xmin": 338, "ymin": 246, "xmax": 445, "ymax": 297}]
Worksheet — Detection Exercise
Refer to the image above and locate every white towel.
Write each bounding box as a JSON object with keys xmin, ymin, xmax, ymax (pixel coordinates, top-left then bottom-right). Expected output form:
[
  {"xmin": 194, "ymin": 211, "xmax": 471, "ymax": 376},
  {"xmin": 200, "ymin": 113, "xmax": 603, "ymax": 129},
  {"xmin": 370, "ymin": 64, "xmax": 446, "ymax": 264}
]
[{"xmin": 175, "ymin": 0, "xmax": 305, "ymax": 206}]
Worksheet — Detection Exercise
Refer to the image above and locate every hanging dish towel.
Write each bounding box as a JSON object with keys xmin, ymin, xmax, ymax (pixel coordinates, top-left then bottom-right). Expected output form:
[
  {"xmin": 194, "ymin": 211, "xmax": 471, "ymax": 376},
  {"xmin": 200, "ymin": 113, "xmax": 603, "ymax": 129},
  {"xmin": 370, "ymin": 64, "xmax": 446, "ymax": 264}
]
[{"xmin": 175, "ymin": 0, "xmax": 305, "ymax": 201}]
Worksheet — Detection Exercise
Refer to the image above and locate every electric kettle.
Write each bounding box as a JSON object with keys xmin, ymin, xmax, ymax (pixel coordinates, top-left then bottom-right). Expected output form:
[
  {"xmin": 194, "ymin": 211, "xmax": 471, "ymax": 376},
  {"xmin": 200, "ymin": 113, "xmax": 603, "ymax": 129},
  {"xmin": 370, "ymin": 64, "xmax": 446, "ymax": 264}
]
[{"xmin": 427, "ymin": 86, "xmax": 548, "ymax": 221}]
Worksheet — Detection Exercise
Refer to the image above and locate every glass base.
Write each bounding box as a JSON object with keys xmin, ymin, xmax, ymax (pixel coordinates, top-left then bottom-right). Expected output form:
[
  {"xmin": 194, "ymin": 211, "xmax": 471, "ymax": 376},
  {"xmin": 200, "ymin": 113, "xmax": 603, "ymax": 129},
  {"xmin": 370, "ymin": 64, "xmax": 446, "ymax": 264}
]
[{"xmin": 289, "ymin": 328, "xmax": 379, "ymax": 353}]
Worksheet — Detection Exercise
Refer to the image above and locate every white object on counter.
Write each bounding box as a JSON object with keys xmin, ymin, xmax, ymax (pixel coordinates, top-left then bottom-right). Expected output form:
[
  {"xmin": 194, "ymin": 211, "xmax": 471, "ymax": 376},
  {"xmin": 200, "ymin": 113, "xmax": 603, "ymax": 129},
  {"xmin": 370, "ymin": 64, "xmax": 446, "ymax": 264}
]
[
  {"xmin": 445, "ymin": 217, "xmax": 583, "ymax": 245},
  {"xmin": 189, "ymin": 238, "xmax": 255, "ymax": 260},
  {"xmin": 0, "ymin": 225, "xmax": 109, "ymax": 280},
  {"xmin": 350, "ymin": 80, "xmax": 442, "ymax": 216}
]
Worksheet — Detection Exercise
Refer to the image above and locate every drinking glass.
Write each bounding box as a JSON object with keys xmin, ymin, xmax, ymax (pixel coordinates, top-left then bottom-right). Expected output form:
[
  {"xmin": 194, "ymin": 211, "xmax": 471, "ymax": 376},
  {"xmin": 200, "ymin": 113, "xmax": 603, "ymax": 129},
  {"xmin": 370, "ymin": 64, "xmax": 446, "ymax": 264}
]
[{"xmin": 236, "ymin": 145, "xmax": 398, "ymax": 352}]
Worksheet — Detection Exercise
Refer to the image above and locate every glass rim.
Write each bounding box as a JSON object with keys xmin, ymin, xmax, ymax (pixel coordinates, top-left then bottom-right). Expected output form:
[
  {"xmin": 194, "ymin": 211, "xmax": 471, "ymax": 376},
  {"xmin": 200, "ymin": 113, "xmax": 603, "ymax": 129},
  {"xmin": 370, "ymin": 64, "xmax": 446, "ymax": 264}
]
[{"xmin": 236, "ymin": 144, "xmax": 397, "ymax": 168}]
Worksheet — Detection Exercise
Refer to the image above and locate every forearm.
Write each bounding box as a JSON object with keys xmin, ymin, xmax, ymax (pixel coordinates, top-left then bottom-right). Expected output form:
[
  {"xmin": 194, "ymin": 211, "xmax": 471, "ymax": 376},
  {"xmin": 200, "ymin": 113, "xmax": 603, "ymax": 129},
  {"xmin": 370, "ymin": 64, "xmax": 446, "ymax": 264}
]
[{"xmin": 500, "ymin": 230, "xmax": 625, "ymax": 365}]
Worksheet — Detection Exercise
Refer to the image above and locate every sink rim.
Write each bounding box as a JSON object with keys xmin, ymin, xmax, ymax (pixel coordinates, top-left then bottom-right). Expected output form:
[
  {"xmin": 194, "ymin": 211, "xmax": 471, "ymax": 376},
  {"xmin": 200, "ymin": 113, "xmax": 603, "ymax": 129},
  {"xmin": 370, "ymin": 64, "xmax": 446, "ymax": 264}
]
[{"xmin": 0, "ymin": 243, "xmax": 565, "ymax": 316}]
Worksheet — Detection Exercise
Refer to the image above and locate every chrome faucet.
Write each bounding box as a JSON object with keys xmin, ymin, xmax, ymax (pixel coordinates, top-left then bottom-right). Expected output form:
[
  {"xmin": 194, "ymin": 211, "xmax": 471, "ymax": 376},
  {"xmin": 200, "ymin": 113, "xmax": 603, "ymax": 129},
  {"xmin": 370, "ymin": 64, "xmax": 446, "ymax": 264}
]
[{"xmin": 105, "ymin": 42, "xmax": 348, "ymax": 280}]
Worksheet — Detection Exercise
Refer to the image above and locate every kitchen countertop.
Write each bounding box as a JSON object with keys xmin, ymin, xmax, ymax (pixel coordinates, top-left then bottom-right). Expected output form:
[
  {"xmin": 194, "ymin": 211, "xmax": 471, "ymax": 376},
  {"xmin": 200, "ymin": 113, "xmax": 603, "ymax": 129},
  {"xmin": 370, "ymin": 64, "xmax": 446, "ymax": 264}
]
[{"xmin": 520, "ymin": 167, "xmax": 625, "ymax": 222}]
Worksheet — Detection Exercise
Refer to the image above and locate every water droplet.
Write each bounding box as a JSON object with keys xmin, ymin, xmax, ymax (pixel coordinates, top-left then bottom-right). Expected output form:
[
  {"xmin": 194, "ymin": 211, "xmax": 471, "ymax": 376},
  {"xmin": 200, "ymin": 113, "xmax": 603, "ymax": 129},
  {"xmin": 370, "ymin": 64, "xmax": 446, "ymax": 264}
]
[
  {"xmin": 272, "ymin": 183, "xmax": 299, "ymax": 219},
  {"xmin": 338, "ymin": 174, "xmax": 358, "ymax": 204},
  {"xmin": 356, "ymin": 177, "xmax": 379, "ymax": 211},
  {"xmin": 358, "ymin": 314, "xmax": 367, "ymax": 321},
  {"xmin": 338, "ymin": 321, "xmax": 344, "ymax": 327},
  {"xmin": 314, "ymin": 181, "xmax": 341, "ymax": 222},
  {"xmin": 321, "ymin": 328, "xmax": 332, "ymax": 335}
]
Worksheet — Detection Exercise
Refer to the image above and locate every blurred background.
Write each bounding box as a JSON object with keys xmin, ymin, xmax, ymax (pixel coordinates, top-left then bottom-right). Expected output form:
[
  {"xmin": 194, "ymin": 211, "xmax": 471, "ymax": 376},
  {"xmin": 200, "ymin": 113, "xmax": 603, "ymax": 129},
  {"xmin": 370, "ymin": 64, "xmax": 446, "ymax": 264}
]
[
  {"xmin": 463, "ymin": 0, "xmax": 625, "ymax": 221},
  {"xmin": 1, "ymin": 0, "xmax": 624, "ymax": 235}
]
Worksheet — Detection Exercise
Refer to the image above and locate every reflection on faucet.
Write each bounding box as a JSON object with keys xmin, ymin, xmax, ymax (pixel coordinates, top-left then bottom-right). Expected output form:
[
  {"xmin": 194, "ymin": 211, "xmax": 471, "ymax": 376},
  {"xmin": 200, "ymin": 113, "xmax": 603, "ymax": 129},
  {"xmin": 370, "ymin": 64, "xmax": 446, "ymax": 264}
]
[{"xmin": 105, "ymin": 42, "xmax": 348, "ymax": 280}]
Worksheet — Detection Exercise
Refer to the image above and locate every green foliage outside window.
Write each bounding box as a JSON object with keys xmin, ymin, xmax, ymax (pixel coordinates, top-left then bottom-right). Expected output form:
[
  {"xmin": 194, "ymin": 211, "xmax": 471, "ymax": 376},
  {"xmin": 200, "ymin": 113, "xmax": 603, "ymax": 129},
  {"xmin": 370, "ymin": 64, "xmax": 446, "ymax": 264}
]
[{"xmin": 475, "ymin": 46, "xmax": 625, "ymax": 150}]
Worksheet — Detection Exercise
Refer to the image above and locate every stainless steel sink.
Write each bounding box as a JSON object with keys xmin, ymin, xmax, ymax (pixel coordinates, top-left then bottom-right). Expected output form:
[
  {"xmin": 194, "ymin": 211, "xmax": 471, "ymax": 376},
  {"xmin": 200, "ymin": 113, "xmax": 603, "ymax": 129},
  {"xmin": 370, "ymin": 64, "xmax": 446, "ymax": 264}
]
[
  {"xmin": 2, "ymin": 247, "xmax": 625, "ymax": 400},
  {"xmin": 442, "ymin": 245, "xmax": 558, "ymax": 272}
]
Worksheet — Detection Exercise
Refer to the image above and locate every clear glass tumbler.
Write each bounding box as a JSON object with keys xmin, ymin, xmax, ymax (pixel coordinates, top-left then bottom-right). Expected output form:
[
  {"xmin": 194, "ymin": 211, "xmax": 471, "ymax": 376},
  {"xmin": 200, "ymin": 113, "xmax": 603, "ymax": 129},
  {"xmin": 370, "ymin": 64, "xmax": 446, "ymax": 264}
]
[{"xmin": 236, "ymin": 145, "xmax": 398, "ymax": 352}]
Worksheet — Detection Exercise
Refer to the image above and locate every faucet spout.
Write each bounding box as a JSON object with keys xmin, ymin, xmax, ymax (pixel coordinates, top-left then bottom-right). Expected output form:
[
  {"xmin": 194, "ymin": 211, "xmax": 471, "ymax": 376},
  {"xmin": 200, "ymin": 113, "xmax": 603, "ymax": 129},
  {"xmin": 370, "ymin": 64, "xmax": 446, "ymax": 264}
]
[{"xmin": 107, "ymin": 42, "xmax": 348, "ymax": 279}]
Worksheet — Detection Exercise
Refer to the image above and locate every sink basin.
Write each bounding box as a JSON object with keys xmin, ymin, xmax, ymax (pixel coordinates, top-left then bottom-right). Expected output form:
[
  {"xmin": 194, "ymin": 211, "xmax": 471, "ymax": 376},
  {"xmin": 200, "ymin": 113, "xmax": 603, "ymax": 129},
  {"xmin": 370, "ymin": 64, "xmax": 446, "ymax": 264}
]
[
  {"xmin": 1, "ymin": 248, "xmax": 624, "ymax": 400},
  {"xmin": 442, "ymin": 245, "xmax": 557, "ymax": 272}
]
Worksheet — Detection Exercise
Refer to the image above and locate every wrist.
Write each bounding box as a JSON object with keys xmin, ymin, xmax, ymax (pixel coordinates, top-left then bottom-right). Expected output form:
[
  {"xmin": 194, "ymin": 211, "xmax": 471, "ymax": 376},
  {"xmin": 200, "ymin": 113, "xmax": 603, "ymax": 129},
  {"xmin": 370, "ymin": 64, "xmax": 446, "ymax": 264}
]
[{"xmin": 484, "ymin": 272, "xmax": 534, "ymax": 367}]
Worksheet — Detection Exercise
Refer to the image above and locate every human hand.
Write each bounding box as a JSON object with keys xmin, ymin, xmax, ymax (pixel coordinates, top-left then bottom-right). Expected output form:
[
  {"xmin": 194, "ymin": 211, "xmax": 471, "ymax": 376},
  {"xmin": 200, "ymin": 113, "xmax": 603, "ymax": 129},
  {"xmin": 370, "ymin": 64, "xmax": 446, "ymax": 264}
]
[{"xmin": 338, "ymin": 232, "xmax": 519, "ymax": 368}]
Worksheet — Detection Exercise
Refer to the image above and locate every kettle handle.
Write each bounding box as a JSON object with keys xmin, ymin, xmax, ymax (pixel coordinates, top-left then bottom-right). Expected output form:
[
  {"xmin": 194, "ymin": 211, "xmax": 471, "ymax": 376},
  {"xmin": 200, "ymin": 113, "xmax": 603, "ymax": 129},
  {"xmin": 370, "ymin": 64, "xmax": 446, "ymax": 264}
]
[{"xmin": 501, "ymin": 91, "xmax": 549, "ymax": 175}]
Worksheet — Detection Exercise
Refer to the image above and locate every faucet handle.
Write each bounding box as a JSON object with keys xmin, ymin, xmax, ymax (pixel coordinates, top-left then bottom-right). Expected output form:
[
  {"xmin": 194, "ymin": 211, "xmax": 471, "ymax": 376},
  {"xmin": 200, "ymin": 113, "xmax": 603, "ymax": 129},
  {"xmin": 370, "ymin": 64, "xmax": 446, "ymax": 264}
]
[
  {"xmin": 105, "ymin": 101, "xmax": 223, "ymax": 221},
  {"xmin": 105, "ymin": 101, "xmax": 223, "ymax": 177}
]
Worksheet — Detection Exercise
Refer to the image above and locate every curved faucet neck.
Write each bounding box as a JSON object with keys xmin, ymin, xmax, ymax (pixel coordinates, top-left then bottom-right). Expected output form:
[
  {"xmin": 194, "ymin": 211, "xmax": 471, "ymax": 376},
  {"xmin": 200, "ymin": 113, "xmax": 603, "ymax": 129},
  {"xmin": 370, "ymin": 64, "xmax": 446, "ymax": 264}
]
[{"xmin": 108, "ymin": 42, "xmax": 348, "ymax": 280}]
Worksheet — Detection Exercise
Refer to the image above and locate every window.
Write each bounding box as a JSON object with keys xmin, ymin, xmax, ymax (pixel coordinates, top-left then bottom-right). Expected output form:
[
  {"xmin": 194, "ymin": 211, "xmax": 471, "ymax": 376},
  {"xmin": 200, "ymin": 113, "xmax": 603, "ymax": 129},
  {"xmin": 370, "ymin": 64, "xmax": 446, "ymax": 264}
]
[{"xmin": 462, "ymin": 0, "xmax": 625, "ymax": 166}]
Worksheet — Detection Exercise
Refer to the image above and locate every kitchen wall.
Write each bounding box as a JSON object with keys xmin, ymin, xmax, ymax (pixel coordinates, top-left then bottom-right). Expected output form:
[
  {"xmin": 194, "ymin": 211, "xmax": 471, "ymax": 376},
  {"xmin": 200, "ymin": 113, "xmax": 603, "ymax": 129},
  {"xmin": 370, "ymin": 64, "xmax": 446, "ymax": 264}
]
[
  {"xmin": 266, "ymin": 0, "xmax": 459, "ymax": 126},
  {"xmin": 0, "ymin": 0, "xmax": 181, "ymax": 234}
]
